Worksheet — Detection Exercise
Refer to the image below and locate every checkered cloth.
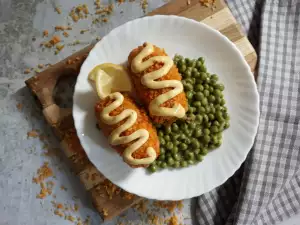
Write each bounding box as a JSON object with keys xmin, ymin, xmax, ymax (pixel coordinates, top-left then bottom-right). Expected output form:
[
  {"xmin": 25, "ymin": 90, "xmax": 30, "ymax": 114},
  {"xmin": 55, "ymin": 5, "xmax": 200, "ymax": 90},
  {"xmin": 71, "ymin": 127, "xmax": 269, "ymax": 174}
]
[{"xmin": 196, "ymin": 0, "xmax": 300, "ymax": 224}]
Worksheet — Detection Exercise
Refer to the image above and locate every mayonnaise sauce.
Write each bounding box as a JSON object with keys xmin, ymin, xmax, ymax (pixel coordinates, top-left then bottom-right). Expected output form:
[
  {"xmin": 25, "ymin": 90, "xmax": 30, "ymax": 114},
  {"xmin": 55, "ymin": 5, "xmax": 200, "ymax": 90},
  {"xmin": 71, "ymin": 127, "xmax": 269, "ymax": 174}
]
[
  {"xmin": 95, "ymin": 73, "xmax": 156, "ymax": 166},
  {"xmin": 131, "ymin": 43, "xmax": 186, "ymax": 118}
]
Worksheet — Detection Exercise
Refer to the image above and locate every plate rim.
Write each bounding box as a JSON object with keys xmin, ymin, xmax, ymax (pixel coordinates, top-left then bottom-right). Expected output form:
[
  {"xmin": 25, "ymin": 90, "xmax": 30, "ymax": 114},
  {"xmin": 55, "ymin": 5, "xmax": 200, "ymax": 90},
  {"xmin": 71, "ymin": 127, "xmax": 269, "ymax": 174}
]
[{"xmin": 73, "ymin": 15, "xmax": 260, "ymax": 200}]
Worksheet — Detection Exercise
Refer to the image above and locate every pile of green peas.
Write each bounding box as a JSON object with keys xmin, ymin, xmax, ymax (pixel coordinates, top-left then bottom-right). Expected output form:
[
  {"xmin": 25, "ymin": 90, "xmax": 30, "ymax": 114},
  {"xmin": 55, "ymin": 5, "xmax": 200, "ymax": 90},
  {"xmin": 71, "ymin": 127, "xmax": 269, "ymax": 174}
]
[{"xmin": 147, "ymin": 55, "xmax": 230, "ymax": 173}]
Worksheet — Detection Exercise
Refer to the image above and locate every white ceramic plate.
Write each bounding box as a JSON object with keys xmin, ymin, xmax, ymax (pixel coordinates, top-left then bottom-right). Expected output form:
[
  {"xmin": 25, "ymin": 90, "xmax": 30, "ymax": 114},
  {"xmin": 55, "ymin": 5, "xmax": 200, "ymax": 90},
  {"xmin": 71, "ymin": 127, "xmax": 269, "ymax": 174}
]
[{"xmin": 73, "ymin": 15, "xmax": 259, "ymax": 200}]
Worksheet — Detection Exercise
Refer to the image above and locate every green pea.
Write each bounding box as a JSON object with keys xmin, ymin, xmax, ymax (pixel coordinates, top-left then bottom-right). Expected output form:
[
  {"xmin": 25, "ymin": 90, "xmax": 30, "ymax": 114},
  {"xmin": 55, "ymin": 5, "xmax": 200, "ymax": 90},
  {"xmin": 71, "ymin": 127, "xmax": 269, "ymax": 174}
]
[
  {"xmin": 210, "ymin": 134, "xmax": 217, "ymax": 142},
  {"xmin": 194, "ymin": 129, "xmax": 202, "ymax": 138},
  {"xmin": 215, "ymin": 83, "xmax": 224, "ymax": 91},
  {"xmin": 186, "ymin": 91, "xmax": 194, "ymax": 100},
  {"xmin": 195, "ymin": 115, "xmax": 203, "ymax": 123},
  {"xmin": 203, "ymin": 83, "xmax": 209, "ymax": 90},
  {"xmin": 179, "ymin": 143, "xmax": 188, "ymax": 150},
  {"xmin": 156, "ymin": 161, "xmax": 162, "ymax": 167},
  {"xmin": 178, "ymin": 59, "xmax": 185, "ymax": 66},
  {"xmin": 216, "ymin": 111, "xmax": 224, "ymax": 122},
  {"xmin": 192, "ymin": 68, "xmax": 199, "ymax": 76},
  {"xmin": 198, "ymin": 106, "xmax": 206, "ymax": 114},
  {"xmin": 174, "ymin": 140, "xmax": 180, "ymax": 146},
  {"xmin": 191, "ymin": 139, "xmax": 200, "ymax": 149},
  {"xmin": 216, "ymin": 132, "xmax": 222, "ymax": 139},
  {"xmin": 188, "ymin": 106, "xmax": 196, "ymax": 113},
  {"xmin": 185, "ymin": 69, "xmax": 192, "ymax": 77},
  {"xmin": 201, "ymin": 97, "xmax": 208, "ymax": 106},
  {"xmin": 183, "ymin": 138, "xmax": 191, "ymax": 144},
  {"xmin": 172, "ymin": 123, "xmax": 179, "ymax": 132},
  {"xmin": 194, "ymin": 148, "xmax": 201, "ymax": 154},
  {"xmin": 193, "ymin": 101, "xmax": 202, "ymax": 107},
  {"xmin": 172, "ymin": 146, "xmax": 179, "ymax": 154},
  {"xmin": 220, "ymin": 98, "xmax": 226, "ymax": 105},
  {"xmin": 195, "ymin": 84, "xmax": 204, "ymax": 92},
  {"xmin": 209, "ymin": 86, "xmax": 214, "ymax": 93},
  {"xmin": 204, "ymin": 89, "xmax": 210, "ymax": 97},
  {"xmin": 185, "ymin": 58, "xmax": 191, "ymax": 64},
  {"xmin": 196, "ymin": 154, "xmax": 203, "ymax": 162},
  {"xmin": 200, "ymin": 72, "xmax": 207, "ymax": 80},
  {"xmin": 148, "ymin": 165, "xmax": 157, "ymax": 172},
  {"xmin": 166, "ymin": 142, "xmax": 174, "ymax": 150},
  {"xmin": 198, "ymin": 57, "xmax": 205, "ymax": 63},
  {"xmin": 181, "ymin": 161, "xmax": 188, "ymax": 167},
  {"xmin": 173, "ymin": 153, "xmax": 181, "ymax": 161},
  {"xmin": 184, "ymin": 83, "xmax": 193, "ymax": 91},
  {"xmin": 199, "ymin": 64, "xmax": 207, "ymax": 72},
  {"xmin": 188, "ymin": 152, "xmax": 195, "ymax": 160},
  {"xmin": 159, "ymin": 137, "xmax": 166, "ymax": 146},
  {"xmin": 196, "ymin": 61, "xmax": 202, "ymax": 69},
  {"xmin": 203, "ymin": 128, "xmax": 210, "ymax": 135},
  {"xmin": 215, "ymin": 139, "xmax": 222, "ymax": 147},
  {"xmin": 179, "ymin": 133, "xmax": 187, "ymax": 140},
  {"xmin": 210, "ymin": 125, "xmax": 219, "ymax": 133},
  {"xmin": 188, "ymin": 160, "xmax": 195, "ymax": 165},
  {"xmin": 185, "ymin": 78, "xmax": 193, "ymax": 84},
  {"xmin": 174, "ymin": 161, "xmax": 180, "ymax": 168},
  {"xmin": 167, "ymin": 157, "xmax": 175, "ymax": 166},
  {"xmin": 224, "ymin": 121, "xmax": 230, "ymax": 129},
  {"xmin": 159, "ymin": 154, "xmax": 165, "ymax": 161},
  {"xmin": 195, "ymin": 92, "xmax": 204, "ymax": 100},
  {"xmin": 179, "ymin": 65, "xmax": 186, "ymax": 73},
  {"xmin": 188, "ymin": 123, "xmax": 196, "ymax": 130},
  {"xmin": 203, "ymin": 114, "xmax": 209, "ymax": 123},
  {"xmin": 160, "ymin": 147, "xmax": 166, "ymax": 155},
  {"xmin": 208, "ymin": 113, "xmax": 215, "ymax": 121},
  {"xmin": 203, "ymin": 135, "xmax": 211, "ymax": 143},
  {"xmin": 211, "ymin": 74, "xmax": 218, "ymax": 81},
  {"xmin": 201, "ymin": 148, "xmax": 208, "ymax": 155},
  {"xmin": 214, "ymin": 89, "xmax": 222, "ymax": 97},
  {"xmin": 180, "ymin": 123, "xmax": 188, "ymax": 130},
  {"xmin": 161, "ymin": 162, "xmax": 167, "ymax": 168},
  {"xmin": 208, "ymin": 95, "xmax": 215, "ymax": 102},
  {"xmin": 165, "ymin": 126, "xmax": 172, "ymax": 134},
  {"xmin": 158, "ymin": 130, "xmax": 164, "ymax": 137}
]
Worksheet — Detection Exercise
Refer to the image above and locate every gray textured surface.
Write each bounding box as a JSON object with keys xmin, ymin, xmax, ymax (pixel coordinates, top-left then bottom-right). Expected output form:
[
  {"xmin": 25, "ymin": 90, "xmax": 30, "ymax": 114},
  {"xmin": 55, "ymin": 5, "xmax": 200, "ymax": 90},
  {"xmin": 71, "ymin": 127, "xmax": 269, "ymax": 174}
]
[{"xmin": 0, "ymin": 0, "xmax": 194, "ymax": 224}]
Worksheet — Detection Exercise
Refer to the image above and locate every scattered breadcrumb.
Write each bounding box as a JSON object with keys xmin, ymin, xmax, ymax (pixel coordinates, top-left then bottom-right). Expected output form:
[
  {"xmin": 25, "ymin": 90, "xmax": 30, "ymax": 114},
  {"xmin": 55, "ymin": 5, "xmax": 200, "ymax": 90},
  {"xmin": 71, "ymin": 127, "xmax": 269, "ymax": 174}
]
[
  {"xmin": 141, "ymin": 0, "xmax": 148, "ymax": 13},
  {"xmin": 187, "ymin": 0, "xmax": 191, "ymax": 5},
  {"xmin": 43, "ymin": 30, "xmax": 49, "ymax": 37},
  {"xmin": 102, "ymin": 18, "xmax": 108, "ymax": 22},
  {"xmin": 16, "ymin": 103, "xmax": 23, "ymax": 111},
  {"xmin": 118, "ymin": 0, "xmax": 125, "ymax": 5},
  {"xmin": 95, "ymin": 0, "xmax": 101, "ymax": 9},
  {"xmin": 102, "ymin": 208, "xmax": 109, "ymax": 217},
  {"xmin": 95, "ymin": 4, "xmax": 114, "ymax": 14},
  {"xmin": 32, "ymin": 162, "xmax": 53, "ymax": 183},
  {"xmin": 123, "ymin": 191, "xmax": 134, "ymax": 200},
  {"xmin": 27, "ymin": 129, "xmax": 39, "ymax": 138},
  {"xmin": 66, "ymin": 215, "xmax": 76, "ymax": 222},
  {"xmin": 51, "ymin": 36, "xmax": 61, "ymax": 45},
  {"xmin": 199, "ymin": 0, "xmax": 216, "ymax": 8},
  {"xmin": 55, "ymin": 6, "xmax": 62, "ymax": 14},
  {"xmin": 80, "ymin": 29, "xmax": 89, "ymax": 34},
  {"xmin": 168, "ymin": 214, "xmax": 178, "ymax": 225},
  {"xmin": 24, "ymin": 68, "xmax": 31, "ymax": 74},
  {"xmin": 63, "ymin": 31, "xmax": 69, "ymax": 37},
  {"xmin": 60, "ymin": 185, "xmax": 68, "ymax": 191},
  {"xmin": 55, "ymin": 26, "xmax": 72, "ymax": 31},
  {"xmin": 69, "ymin": 4, "xmax": 89, "ymax": 22},
  {"xmin": 38, "ymin": 64, "xmax": 44, "ymax": 69},
  {"xmin": 54, "ymin": 209, "xmax": 65, "ymax": 217}
]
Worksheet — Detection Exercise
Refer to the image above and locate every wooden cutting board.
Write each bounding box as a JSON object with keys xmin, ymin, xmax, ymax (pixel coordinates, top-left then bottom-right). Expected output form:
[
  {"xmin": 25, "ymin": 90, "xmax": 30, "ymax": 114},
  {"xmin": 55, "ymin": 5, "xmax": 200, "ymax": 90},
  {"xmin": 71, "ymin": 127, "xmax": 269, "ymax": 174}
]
[{"xmin": 25, "ymin": 0, "xmax": 257, "ymax": 221}]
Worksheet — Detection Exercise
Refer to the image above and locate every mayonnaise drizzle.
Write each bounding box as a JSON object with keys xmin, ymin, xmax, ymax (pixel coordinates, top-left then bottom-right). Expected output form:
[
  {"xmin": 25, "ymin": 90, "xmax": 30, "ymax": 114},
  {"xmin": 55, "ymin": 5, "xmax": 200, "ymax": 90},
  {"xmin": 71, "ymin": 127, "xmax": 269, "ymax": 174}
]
[
  {"xmin": 95, "ymin": 73, "xmax": 156, "ymax": 166},
  {"xmin": 131, "ymin": 43, "xmax": 186, "ymax": 118}
]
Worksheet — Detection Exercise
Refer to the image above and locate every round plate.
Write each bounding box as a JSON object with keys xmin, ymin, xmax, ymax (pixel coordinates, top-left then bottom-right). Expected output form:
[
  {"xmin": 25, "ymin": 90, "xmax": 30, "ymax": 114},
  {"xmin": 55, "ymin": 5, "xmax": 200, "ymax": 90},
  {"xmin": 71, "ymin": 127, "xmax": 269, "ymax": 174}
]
[{"xmin": 73, "ymin": 15, "xmax": 259, "ymax": 200}]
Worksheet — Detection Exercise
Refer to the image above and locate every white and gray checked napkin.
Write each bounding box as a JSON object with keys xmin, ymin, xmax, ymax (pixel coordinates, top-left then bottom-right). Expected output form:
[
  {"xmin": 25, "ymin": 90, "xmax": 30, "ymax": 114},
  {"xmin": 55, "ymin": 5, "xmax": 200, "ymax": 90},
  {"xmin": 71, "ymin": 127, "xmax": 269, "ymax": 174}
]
[{"xmin": 196, "ymin": 0, "xmax": 300, "ymax": 224}]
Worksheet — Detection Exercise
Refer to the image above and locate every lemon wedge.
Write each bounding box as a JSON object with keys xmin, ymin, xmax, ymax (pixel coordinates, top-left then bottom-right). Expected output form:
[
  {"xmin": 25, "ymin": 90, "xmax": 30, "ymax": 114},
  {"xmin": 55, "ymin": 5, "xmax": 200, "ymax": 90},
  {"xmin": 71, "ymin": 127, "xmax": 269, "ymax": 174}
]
[{"xmin": 88, "ymin": 63, "xmax": 132, "ymax": 99}]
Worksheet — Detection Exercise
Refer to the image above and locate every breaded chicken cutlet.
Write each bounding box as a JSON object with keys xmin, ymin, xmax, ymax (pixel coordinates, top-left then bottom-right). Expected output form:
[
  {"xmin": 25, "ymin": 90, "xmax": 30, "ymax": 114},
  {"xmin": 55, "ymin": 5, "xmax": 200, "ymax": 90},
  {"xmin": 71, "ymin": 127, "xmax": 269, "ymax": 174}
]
[
  {"xmin": 95, "ymin": 93, "xmax": 160, "ymax": 168},
  {"xmin": 128, "ymin": 43, "xmax": 188, "ymax": 125}
]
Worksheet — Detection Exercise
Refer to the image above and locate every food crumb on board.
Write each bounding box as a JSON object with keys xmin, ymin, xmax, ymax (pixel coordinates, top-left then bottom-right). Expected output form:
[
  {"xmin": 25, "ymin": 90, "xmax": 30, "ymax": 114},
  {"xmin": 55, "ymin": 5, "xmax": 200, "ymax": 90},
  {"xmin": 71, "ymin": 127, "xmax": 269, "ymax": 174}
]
[
  {"xmin": 118, "ymin": 0, "xmax": 125, "ymax": 5},
  {"xmin": 32, "ymin": 162, "xmax": 53, "ymax": 183},
  {"xmin": 63, "ymin": 31, "xmax": 69, "ymax": 37},
  {"xmin": 60, "ymin": 185, "xmax": 68, "ymax": 191},
  {"xmin": 102, "ymin": 18, "xmax": 108, "ymax": 23},
  {"xmin": 102, "ymin": 208, "xmax": 109, "ymax": 217},
  {"xmin": 24, "ymin": 68, "xmax": 31, "ymax": 74},
  {"xmin": 16, "ymin": 103, "xmax": 23, "ymax": 111},
  {"xmin": 141, "ymin": 0, "xmax": 148, "ymax": 13},
  {"xmin": 55, "ymin": 6, "xmax": 62, "ymax": 14},
  {"xmin": 43, "ymin": 30, "xmax": 49, "ymax": 37},
  {"xmin": 199, "ymin": 0, "xmax": 216, "ymax": 9},
  {"xmin": 38, "ymin": 64, "xmax": 44, "ymax": 69},
  {"xmin": 80, "ymin": 29, "xmax": 89, "ymax": 34},
  {"xmin": 27, "ymin": 129, "xmax": 39, "ymax": 138}
]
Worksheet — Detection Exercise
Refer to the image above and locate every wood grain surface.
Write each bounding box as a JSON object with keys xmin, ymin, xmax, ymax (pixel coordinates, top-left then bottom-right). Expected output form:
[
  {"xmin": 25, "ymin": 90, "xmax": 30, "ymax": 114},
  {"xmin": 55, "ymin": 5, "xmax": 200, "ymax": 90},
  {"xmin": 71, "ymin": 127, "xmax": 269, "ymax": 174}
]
[{"xmin": 25, "ymin": 0, "xmax": 257, "ymax": 221}]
